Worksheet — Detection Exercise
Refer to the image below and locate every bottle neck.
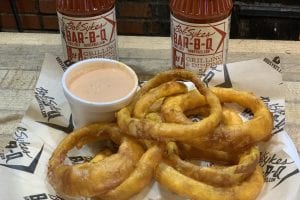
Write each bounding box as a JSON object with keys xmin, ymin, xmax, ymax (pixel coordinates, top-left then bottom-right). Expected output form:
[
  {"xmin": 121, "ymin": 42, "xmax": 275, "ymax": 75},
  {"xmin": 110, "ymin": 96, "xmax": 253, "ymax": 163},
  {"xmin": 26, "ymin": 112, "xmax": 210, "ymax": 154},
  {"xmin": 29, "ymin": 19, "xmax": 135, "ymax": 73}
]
[
  {"xmin": 57, "ymin": 0, "xmax": 116, "ymax": 17},
  {"xmin": 170, "ymin": 0, "xmax": 233, "ymax": 23}
]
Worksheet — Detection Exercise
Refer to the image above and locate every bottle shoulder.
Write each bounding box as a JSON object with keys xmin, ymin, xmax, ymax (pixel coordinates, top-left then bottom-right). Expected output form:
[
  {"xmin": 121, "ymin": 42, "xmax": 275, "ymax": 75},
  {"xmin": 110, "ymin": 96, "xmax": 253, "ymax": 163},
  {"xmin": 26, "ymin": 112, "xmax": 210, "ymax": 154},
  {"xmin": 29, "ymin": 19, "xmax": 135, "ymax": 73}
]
[
  {"xmin": 57, "ymin": 0, "xmax": 116, "ymax": 17},
  {"xmin": 170, "ymin": 0, "xmax": 233, "ymax": 23}
]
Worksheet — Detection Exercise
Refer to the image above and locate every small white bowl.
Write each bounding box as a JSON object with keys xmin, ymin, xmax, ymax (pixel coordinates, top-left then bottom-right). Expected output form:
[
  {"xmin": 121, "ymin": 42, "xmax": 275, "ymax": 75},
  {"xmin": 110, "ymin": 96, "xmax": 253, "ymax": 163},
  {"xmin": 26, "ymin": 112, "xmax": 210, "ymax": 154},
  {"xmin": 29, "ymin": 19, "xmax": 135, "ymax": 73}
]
[{"xmin": 62, "ymin": 58, "xmax": 138, "ymax": 129}]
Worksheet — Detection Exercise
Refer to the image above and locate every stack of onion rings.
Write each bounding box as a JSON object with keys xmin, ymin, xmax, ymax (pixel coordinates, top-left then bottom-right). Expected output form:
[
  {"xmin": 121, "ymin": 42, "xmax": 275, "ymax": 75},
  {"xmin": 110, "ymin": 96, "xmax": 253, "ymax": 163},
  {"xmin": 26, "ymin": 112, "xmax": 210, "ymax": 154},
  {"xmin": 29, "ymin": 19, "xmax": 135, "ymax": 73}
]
[
  {"xmin": 48, "ymin": 69, "xmax": 273, "ymax": 200},
  {"xmin": 48, "ymin": 123, "xmax": 163, "ymax": 199},
  {"xmin": 116, "ymin": 69, "xmax": 271, "ymax": 199},
  {"xmin": 117, "ymin": 70, "xmax": 223, "ymax": 141},
  {"xmin": 161, "ymin": 87, "xmax": 273, "ymax": 152}
]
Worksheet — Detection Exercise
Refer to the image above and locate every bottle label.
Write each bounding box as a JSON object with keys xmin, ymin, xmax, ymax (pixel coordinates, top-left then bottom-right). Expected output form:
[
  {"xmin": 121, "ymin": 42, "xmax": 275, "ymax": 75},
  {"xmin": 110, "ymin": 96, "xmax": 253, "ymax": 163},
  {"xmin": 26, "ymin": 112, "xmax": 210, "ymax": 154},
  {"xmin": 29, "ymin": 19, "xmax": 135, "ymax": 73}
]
[
  {"xmin": 57, "ymin": 7, "xmax": 118, "ymax": 62},
  {"xmin": 171, "ymin": 14, "xmax": 231, "ymax": 74}
]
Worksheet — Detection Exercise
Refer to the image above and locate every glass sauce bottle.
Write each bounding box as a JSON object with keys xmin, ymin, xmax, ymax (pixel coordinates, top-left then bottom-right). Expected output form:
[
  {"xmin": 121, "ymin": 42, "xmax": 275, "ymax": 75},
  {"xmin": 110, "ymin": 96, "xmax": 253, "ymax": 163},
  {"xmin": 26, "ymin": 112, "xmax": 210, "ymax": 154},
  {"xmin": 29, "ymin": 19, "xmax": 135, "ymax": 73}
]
[
  {"xmin": 57, "ymin": 0, "xmax": 118, "ymax": 62},
  {"xmin": 170, "ymin": 0, "xmax": 233, "ymax": 75}
]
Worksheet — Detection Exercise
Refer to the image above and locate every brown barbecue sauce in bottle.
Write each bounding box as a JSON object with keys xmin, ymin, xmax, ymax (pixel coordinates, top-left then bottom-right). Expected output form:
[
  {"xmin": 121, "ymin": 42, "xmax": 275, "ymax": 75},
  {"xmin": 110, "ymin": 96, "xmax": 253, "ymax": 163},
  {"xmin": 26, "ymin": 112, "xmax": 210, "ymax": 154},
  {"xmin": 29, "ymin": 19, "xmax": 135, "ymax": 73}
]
[
  {"xmin": 170, "ymin": 0, "xmax": 233, "ymax": 75},
  {"xmin": 57, "ymin": 0, "xmax": 118, "ymax": 62}
]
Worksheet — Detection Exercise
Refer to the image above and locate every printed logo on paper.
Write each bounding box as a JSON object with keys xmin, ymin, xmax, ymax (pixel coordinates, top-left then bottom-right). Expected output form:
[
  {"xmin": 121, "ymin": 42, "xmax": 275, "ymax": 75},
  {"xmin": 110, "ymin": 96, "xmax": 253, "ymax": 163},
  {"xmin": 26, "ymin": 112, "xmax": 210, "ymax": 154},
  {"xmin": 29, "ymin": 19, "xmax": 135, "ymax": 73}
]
[
  {"xmin": 55, "ymin": 56, "xmax": 73, "ymax": 71},
  {"xmin": 261, "ymin": 97, "xmax": 285, "ymax": 135},
  {"xmin": 0, "ymin": 127, "xmax": 44, "ymax": 173},
  {"xmin": 202, "ymin": 64, "xmax": 232, "ymax": 88},
  {"xmin": 260, "ymin": 151, "xmax": 299, "ymax": 188},
  {"xmin": 240, "ymin": 97, "xmax": 285, "ymax": 135},
  {"xmin": 35, "ymin": 86, "xmax": 74, "ymax": 133},
  {"xmin": 24, "ymin": 193, "xmax": 64, "ymax": 200},
  {"xmin": 68, "ymin": 156, "xmax": 93, "ymax": 164},
  {"xmin": 263, "ymin": 56, "xmax": 281, "ymax": 73},
  {"xmin": 35, "ymin": 87, "xmax": 63, "ymax": 121}
]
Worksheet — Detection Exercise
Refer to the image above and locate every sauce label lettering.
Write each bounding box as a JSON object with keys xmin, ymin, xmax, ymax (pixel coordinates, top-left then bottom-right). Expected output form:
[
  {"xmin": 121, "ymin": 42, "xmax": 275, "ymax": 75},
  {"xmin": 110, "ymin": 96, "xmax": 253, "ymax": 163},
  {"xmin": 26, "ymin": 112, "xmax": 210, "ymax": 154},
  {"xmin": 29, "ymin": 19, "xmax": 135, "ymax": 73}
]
[
  {"xmin": 58, "ymin": 8, "xmax": 118, "ymax": 62},
  {"xmin": 171, "ymin": 15, "xmax": 231, "ymax": 74}
]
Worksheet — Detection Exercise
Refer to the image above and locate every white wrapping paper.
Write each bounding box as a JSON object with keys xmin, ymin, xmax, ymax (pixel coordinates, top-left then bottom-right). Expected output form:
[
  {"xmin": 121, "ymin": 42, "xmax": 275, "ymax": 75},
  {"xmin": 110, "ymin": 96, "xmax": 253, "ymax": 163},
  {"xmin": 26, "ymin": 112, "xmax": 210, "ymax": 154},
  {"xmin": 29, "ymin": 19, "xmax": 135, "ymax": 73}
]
[{"xmin": 0, "ymin": 54, "xmax": 299, "ymax": 200}]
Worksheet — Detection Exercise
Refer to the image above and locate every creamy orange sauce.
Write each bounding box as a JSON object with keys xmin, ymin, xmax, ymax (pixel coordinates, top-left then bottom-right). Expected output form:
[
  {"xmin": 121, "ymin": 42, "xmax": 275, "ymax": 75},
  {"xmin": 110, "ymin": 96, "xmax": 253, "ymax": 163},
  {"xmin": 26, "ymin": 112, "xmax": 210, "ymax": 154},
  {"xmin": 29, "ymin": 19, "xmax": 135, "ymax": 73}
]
[{"xmin": 67, "ymin": 62, "xmax": 135, "ymax": 102}]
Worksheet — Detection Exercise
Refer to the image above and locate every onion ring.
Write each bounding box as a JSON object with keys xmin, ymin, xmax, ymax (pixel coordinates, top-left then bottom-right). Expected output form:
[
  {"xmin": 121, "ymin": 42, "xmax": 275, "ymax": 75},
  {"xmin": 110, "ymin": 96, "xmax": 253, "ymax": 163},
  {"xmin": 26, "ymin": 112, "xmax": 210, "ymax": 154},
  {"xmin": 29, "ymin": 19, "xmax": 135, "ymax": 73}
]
[
  {"xmin": 47, "ymin": 123, "xmax": 145, "ymax": 197},
  {"xmin": 176, "ymin": 143, "xmax": 236, "ymax": 164},
  {"xmin": 148, "ymin": 97, "xmax": 165, "ymax": 113},
  {"xmin": 134, "ymin": 81, "xmax": 188, "ymax": 118},
  {"xmin": 160, "ymin": 87, "xmax": 273, "ymax": 152},
  {"xmin": 161, "ymin": 90, "xmax": 243, "ymax": 162},
  {"xmin": 161, "ymin": 89, "xmax": 206, "ymax": 124},
  {"xmin": 162, "ymin": 89, "xmax": 242, "ymax": 126},
  {"xmin": 90, "ymin": 149, "xmax": 113, "ymax": 163},
  {"xmin": 174, "ymin": 106, "xmax": 242, "ymax": 164},
  {"xmin": 145, "ymin": 112, "xmax": 163, "ymax": 122},
  {"xmin": 96, "ymin": 145, "xmax": 163, "ymax": 200},
  {"xmin": 148, "ymin": 95, "xmax": 254, "ymax": 186},
  {"xmin": 155, "ymin": 163, "xmax": 264, "ymax": 200},
  {"xmin": 165, "ymin": 146, "xmax": 260, "ymax": 186},
  {"xmin": 189, "ymin": 87, "xmax": 273, "ymax": 152},
  {"xmin": 117, "ymin": 69, "xmax": 222, "ymax": 141}
]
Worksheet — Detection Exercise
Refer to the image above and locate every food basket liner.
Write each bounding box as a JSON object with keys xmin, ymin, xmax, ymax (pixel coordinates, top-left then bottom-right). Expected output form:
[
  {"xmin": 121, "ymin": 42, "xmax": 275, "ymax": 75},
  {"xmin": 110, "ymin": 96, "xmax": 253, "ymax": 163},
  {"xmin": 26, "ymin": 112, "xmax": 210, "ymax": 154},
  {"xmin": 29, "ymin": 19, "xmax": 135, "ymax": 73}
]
[{"xmin": 0, "ymin": 53, "xmax": 299, "ymax": 200}]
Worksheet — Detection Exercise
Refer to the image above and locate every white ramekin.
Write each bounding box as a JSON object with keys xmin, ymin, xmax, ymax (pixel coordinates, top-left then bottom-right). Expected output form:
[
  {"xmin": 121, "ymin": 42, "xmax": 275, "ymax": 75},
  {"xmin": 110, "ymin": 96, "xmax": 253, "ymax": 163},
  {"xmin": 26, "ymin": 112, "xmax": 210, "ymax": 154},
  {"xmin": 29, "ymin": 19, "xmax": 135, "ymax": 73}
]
[{"xmin": 62, "ymin": 58, "xmax": 138, "ymax": 129}]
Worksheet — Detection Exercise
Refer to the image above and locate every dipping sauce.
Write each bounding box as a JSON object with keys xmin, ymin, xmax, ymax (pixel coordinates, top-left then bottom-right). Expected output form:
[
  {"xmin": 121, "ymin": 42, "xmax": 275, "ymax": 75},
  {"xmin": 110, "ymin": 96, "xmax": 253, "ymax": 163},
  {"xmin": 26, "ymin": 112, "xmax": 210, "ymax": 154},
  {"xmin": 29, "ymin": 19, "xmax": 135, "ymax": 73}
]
[{"xmin": 66, "ymin": 61, "xmax": 136, "ymax": 103}]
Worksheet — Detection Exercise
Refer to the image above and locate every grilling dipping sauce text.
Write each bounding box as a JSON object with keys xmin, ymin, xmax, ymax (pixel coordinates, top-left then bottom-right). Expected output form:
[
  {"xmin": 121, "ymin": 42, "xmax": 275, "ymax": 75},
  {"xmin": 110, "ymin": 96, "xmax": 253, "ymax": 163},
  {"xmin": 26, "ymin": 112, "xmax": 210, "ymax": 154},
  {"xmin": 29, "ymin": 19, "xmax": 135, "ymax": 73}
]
[{"xmin": 66, "ymin": 62, "xmax": 136, "ymax": 103}]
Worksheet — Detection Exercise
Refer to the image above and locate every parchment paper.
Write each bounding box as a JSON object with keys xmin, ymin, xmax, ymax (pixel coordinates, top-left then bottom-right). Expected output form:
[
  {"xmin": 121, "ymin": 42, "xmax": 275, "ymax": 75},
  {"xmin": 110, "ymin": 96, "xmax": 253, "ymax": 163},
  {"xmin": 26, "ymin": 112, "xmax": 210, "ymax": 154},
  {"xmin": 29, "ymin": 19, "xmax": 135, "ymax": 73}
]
[{"xmin": 0, "ymin": 54, "xmax": 299, "ymax": 200}]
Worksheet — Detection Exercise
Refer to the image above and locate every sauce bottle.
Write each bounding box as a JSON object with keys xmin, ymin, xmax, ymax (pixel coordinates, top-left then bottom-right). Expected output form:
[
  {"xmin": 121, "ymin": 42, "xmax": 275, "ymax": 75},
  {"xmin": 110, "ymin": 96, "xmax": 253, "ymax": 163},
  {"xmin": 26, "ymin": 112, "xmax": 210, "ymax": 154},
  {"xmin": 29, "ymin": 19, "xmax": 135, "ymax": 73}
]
[
  {"xmin": 170, "ymin": 0, "xmax": 233, "ymax": 75},
  {"xmin": 57, "ymin": 0, "xmax": 118, "ymax": 62}
]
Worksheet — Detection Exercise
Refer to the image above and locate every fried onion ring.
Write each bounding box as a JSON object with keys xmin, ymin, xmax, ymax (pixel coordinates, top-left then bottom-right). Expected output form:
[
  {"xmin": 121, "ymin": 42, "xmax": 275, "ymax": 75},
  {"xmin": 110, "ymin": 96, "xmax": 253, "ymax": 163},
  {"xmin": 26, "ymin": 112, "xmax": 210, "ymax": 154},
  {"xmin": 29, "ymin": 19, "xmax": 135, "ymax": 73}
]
[
  {"xmin": 161, "ymin": 89, "xmax": 206, "ymax": 124},
  {"xmin": 133, "ymin": 81, "xmax": 188, "ymax": 118},
  {"xmin": 174, "ymin": 106, "xmax": 242, "ymax": 163},
  {"xmin": 90, "ymin": 149, "xmax": 113, "ymax": 163},
  {"xmin": 189, "ymin": 87, "xmax": 273, "ymax": 152},
  {"xmin": 160, "ymin": 87, "xmax": 273, "ymax": 152},
  {"xmin": 176, "ymin": 143, "xmax": 236, "ymax": 164},
  {"xmin": 145, "ymin": 112, "xmax": 163, "ymax": 122},
  {"xmin": 117, "ymin": 69, "xmax": 222, "ymax": 141},
  {"xmin": 155, "ymin": 163, "xmax": 264, "ymax": 200},
  {"xmin": 165, "ymin": 146, "xmax": 260, "ymax": 186},
  {"xmin": 47, "ymin": 123, "xmax": 145, "ymax": 197},
  {"xmin": 96, "ymin": 145, "xmax": 163, "ymax": 200},
  {"xmin": 148, "ymin": 97, "xmax": 165, "ymax": 113},
  {"xmin": 161, "ymin": 90, "xmax": 243, "ymax": 162}
]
